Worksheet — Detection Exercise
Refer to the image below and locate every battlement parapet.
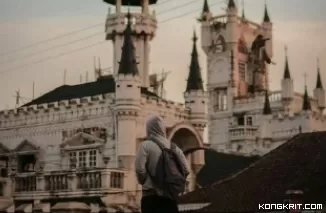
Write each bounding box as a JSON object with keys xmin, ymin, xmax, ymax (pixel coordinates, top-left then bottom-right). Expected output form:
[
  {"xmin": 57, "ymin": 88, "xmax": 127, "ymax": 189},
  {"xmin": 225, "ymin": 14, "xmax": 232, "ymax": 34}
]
[{"xmin": 0, "ymin": 94, "xmax": 110, "ymax": 120}]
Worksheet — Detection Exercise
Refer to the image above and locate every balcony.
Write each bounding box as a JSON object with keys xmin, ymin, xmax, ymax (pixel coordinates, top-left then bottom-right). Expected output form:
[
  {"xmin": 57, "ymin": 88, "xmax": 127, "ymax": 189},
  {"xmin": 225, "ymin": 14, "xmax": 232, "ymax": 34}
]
[
  {"xmin": 229, "ymin": 126, "xmax": 258, "ymax": 142},
  {"xmin": 12, "ymin": 168, "xmax": 127, "ymax": 199}
]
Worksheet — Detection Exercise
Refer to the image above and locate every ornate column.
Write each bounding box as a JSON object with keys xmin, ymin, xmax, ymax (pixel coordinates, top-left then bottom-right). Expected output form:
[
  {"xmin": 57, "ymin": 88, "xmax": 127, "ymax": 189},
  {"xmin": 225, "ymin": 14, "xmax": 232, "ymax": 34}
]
[{"xmin": 101, "ymin": 156, "xmax": 111, "ymax": 189}]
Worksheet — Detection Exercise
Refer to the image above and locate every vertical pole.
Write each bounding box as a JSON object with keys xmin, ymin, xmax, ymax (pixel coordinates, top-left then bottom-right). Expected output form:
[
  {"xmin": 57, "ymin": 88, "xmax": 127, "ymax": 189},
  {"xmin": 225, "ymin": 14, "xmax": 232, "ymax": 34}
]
[{"xmin": 32, "ymin": 82, "xmax": 35, "ymax": 100}]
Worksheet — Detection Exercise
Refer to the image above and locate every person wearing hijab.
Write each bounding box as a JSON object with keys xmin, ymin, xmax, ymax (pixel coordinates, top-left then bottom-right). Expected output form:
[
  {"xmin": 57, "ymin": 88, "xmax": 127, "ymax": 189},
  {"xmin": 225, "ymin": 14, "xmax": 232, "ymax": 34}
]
[{"xmin": 135, "ymin": 115, "xmax": 190, "ymax": 213}]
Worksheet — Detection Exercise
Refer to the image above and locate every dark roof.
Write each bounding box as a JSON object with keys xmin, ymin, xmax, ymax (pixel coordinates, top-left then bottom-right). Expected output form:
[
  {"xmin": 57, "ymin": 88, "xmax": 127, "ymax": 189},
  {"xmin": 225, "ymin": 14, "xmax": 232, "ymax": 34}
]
[
  {"xmin": 186, "ymin": 31, "xmax": 204, "ymax": 92},
  {"xmin": 22, "ymin": 75, "xmax": 158, "ymax": 107},
  {"xmin": 103, "ymin": 0, "xmax": 158, "ymax": 6},
  {"xmin": 196, "ymin": 149, "xmax": 259, "ymax": 187},
  {"xmin": 179, "ymin": 132, "xmax": 326, "ymax": 212},
  {"xmin": 118, "ymin": 11, "xmax": 139, "ymax": 76},
  {"xmin": 202, "ymin": 0, "xmax": 210, "ymax": 13},
  {"xmin": 302, "ymin": 86, "xmax": 311, "ymax": 111},
  {"xmin": 263, "ymin": 3, "xmax": 271, "ymax": 22},
  {"xmin": 227, "ymin": 0, "xmax": 236, "ymax": 9},
  {"xmin": 316, "ymin": 68, "xmax": 323, "ymax": 89},
  {"xmin": 263, "ymin": 90, "xmax": 272, "ymax": 115}
]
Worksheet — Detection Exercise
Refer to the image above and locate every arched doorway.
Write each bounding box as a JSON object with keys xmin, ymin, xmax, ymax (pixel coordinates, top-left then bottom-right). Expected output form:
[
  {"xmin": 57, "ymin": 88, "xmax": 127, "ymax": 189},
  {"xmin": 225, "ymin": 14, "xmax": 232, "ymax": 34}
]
[{"xmin": 167, "ymin": 123, "xmax": 203, "ymax": 151}]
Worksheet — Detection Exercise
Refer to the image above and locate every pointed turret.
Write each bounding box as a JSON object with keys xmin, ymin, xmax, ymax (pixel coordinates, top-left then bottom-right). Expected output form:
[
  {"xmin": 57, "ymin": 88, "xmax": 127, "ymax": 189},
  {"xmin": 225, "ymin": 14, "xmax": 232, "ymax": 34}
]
[
  {"xmin": 302, "ymin": 85, "xmax": 311, "ymax": 111},
  {"xmin": 241, "ymin": 0, "xmax": 245, "ymax": 19},
  {"xmin": 186, "ymin": 30, "xmax": 204, "ymax": 92},
  {"xmin": 202, "ymin": 0, "xmax": 210, "ymax": 13},
  {"xmin": 114, "ymin": 11, "xmax": 141, "ymax": 170},
  {"xmin": 263, "ymin": 3, "xmax": 270, "ymax": 22},
  {"xmin": 316, "ymin": 59, "xmax": 323, "ymax": 89},
  {"xmin": 281, "ymin": 45, "xmax": 294, "ymax": 112},
  {"xmin": 228, "ymin": 0, "xmax": 236, "ymax": 9},
  {"xmin": 283, "ymin": 46, "xmax": 291, "ymax": 79},
  {"xmin": 263, "ymin": 90, "xmax": 272, "ymax": 115},
  {"xmin": 184, "ymin": 30, "xmax": 207, "ymax": 173},
  {"xmin": 314, "ymin": 58, "xmax": 325, "ymax": 111},
  {"xmin": 117, "ymin": 11, "xmax": 139, "ymax": 76}
]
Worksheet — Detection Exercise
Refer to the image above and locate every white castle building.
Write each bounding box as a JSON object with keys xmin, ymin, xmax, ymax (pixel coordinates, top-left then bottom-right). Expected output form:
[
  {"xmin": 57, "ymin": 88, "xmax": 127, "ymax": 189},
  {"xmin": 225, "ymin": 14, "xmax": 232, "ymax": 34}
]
[
  {"xmin": 0, "ymin": 0, "xmax": 206, "ymax": 212},
  {"xmin": 201, "ymin": 0, "xmax": 326, "ymax": 156}
]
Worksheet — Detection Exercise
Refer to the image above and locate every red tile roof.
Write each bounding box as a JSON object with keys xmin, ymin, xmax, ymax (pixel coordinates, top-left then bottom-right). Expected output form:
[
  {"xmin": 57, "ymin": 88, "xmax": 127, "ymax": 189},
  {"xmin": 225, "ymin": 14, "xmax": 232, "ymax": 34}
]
[{"xmin": 178, "ymin": 132, "xmax": 326, "ymax": 212}]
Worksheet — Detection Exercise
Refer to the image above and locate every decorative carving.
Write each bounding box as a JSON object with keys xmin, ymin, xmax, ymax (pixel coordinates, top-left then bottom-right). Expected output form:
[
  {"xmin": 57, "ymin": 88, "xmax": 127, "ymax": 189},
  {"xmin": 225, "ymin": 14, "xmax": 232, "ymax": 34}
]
[
  {"xmin": 14, "ymin": 139, "xmax": 39, "ymax": 153},
  {"xmin": 103, "ymin": 156, "xmax": 111, "ymax": 165}
]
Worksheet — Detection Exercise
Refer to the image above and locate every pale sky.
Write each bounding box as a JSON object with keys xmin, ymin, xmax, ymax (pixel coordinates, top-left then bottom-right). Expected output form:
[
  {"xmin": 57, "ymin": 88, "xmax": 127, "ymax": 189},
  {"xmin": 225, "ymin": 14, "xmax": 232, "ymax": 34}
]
[{"xmin": 0, "ymin": 0, "xmax": 325, "ymax": 110}]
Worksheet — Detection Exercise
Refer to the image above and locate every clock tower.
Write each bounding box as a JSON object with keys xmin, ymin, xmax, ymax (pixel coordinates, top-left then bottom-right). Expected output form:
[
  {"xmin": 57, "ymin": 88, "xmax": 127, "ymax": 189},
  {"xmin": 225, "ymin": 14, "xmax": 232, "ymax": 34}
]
[{"xmin": 198, "ymin": 0, "xmax": 238, "ymax": 145}]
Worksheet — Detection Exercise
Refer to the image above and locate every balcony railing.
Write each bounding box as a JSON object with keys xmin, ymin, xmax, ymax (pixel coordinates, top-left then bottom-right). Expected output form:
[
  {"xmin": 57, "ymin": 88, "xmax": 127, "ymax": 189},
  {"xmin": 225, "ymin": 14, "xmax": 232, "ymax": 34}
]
[
  {"xmin": 12, "ymin": 168, "xmax": 126, "ymax": 198},
  {"xmin": 15, "ymin": 174, "xmax": 37, "ymax": 192},
  {"xmin": 45, "ymin": 173, "xmax": 68, "ymax": 191},
  {"xmin": 229, "ymin": 126, "xmax": 258, "ymax": 141},
  {"xmin": 77, "ymin": 171, "xmax": 101, "ymax": 189}
]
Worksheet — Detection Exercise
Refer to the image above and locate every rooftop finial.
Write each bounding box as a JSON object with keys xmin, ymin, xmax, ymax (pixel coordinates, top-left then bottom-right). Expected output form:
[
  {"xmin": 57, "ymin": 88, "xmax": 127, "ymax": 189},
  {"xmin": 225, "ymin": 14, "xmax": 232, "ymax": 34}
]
[
  {"xmin": 302, "ymin": 72, "xmax": 311, "ymax": 111},
  {"xmin": 263, "ymin": 0, "xmax": 271, "ymax": 22},
  {"xmin": 304, "ymin": 72, "xmax": 308, "ymax": 87},
  {"xmin": 192, "ymin": 28, "xmax": 198, "ymax": 42},
  {"xmin": 186, "ymin": 29, "xmax": 203, "ymax": 92},
  {"xmin": 242, "ymin": 0, "xmax": 245, "ymax": 19},
  {"xmin": 283, "ymin": 45, "xmax": 291, "ymax": 79},
  {"xmin": 316, "ymin": 58, "xmax": 323, "ymax": 89},
  {"xmin": 202, "ymin": 0, "xmax": 210, "ymax": 13}
]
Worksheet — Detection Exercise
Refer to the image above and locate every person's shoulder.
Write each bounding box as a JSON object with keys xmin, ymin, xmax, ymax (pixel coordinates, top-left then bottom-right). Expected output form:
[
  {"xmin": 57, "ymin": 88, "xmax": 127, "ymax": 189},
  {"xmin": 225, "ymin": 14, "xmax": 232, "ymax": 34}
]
[
  {"xmin": 172, "ymin": 143, "xmax": 184, "ymax": 154},
  {"xmin": 139, "ymin": 139, "xmax": 153, "ymax": 149}
]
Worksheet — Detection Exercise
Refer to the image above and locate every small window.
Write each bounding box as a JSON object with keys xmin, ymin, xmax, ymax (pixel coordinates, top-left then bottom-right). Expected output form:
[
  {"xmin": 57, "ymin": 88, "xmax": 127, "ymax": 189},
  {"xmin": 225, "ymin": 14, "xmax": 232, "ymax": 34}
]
[
  {"xmin": 69, "ymin": 152, "xmax": 77, "ymax": 169},
  {"xmin": 238, "ymin": 116, "xmax": 245, "ymax": 125},
  {"xmin": 89, "ymin": 150, "xmax": 97, "ymax": 167},
  {"xmin": 78, "ymin": 151, "xmax": 87, "ymax": 168},
  {"xmin": 246, "ymin": 116, "xmax": 253, "ymax": 126},
  {"xmin": 212, "ymin": 88, "xmax": 228, "ymax": 112}
]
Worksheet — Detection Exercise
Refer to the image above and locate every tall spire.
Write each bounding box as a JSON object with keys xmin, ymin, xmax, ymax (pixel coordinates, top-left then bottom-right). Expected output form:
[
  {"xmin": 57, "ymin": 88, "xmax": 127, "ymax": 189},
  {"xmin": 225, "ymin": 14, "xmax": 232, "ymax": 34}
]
[
  {"xmin": 117, "ymin": 10, "xmax": 139, "ymax": 76},
  {"xmin": 263, "ymin": 1, "xmax": 271, "ymax": 22},
  {"xmin": 202, "ymin": 0, "xmax": 210, "ymax": 13},
  {"xmin": 228, "ymin": 0, "xmax": 236, "ymax": 9},
  {"xmin": 186, "ymin": 30, "xmax": 203, "ymax": 92},
  {"xmin": 283, "ymin": 45, "xmax": 291, "ymax": 79},
  {"xmin": 241, "ymin": 0, "xmax": 245, "ymax": 19},
  {"xmin": 302, "ymin": 73, "xmax": 311, "ymax": 111},
  {"xmin": 316, "ymin": 58, "xmax": 323, "ymax": 89},
  {"xmin": 263, "ymin": 89, "xmax": 272, "ymax": 115}
]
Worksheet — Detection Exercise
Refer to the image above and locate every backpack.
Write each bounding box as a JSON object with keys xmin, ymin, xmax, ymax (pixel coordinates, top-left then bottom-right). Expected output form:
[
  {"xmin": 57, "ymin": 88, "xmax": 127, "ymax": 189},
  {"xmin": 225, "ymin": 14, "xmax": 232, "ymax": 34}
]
[{"xmin": 147, "ymin": 140, "xmax": 187, "ymax": 200}]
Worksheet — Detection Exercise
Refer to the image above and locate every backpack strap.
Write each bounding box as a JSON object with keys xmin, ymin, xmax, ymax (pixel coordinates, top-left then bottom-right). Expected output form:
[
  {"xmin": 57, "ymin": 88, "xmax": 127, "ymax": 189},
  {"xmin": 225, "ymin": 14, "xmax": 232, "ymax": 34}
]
[{"xmin": 170, "ymin": 143, "xmax": 177, "ymax": 150}]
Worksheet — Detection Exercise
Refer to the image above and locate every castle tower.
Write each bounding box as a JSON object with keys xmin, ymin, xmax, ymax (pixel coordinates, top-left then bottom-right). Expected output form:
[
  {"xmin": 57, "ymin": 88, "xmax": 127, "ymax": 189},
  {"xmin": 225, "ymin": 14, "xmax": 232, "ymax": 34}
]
[
  {"xmin": 313, "ymin": 58, "xmax": 325, "ymax": 112},
  {"xmin": 104, "ymin": 0, "xmax": 158, "ymax": 88},
  {"xmin": 261, "ymin": 2, "xmax": 273, "ymax": 58},
  {"xmin": 184, "ymin": 30, "xmax": 206, "ymax": 174},
  {"xmin": 226, "ymin": 0, "xmax": 238, "ymax": 49},
  {"xmin": 114, "ymin": 11, "xmax": 141, "ymax": 170},
  {"xmin": 199, "ymin": 0, "xmax": 212, "ymax": 54},
  {"xmin": 281, "ymin": 46, "xmax": 294, "ymax": 114}
]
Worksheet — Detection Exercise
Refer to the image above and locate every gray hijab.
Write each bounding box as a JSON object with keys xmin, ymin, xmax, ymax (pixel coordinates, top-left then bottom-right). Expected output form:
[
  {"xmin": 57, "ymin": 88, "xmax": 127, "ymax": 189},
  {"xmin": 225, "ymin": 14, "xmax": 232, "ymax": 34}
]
[{"xmin": 146, "ymin": 115, "xmax": 170, "ymax": 147}]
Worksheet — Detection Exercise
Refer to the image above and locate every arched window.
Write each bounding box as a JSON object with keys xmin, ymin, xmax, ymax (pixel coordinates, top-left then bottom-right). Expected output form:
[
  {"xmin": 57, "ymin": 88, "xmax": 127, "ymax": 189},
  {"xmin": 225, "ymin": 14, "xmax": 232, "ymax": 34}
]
[{"xmin": 212, "ymin": 35, "xmax": 226, "ymax": 53}]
